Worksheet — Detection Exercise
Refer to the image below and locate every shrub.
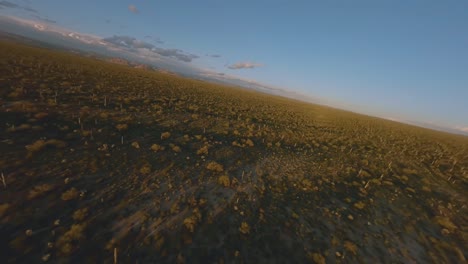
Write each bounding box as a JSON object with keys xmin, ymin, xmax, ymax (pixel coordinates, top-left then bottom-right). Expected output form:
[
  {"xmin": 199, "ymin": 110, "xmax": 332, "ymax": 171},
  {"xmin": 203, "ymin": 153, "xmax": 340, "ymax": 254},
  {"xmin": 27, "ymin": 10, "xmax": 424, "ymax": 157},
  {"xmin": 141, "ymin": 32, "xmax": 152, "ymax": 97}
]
[
  {"xmin": 206, "ymin": 161, "xmax": 223, "ymax": 172},
  {"xmin": 28, "ymin": 184, "xmax": 53, "ymax": 199},
  {"xmin": 72, "ymin": 208, "xmax": 88, "ymax": 221},
  {"xmin": 197, "ymin": 145, "xmax": 209, "ymax": 155},
  {"xmin": 344, "ymin": 241, "xmax": 358, "ymax": 255},
  {"xmin": 0, "ymin": 203, "xmax": 10, "ymax": 217},
  {"xmin": 34, "ymin": 112, "xmax": 48, "ymax": 119},
  {"xmin": 25, "ymin": 139, "xmax": 66, "ymax": 155},
  {"xmin": 161, "ymin": 132, "xmax": 171, "ymax": 140},
  {"xmin": 57, "ymin": 224, "xmax": 86, "ymax": 255},
  {"xmin": 309, "ymin": 253, "xmax": 325, "ymax": 264},
  {"xmin": 140, "ymin": 164, "xmax": 151, "ymax": 174},
  {"xmin": 61, "ymin": 188, "xmax": 79, "ymax": 201},
  {"xmin": 151, "ymin": 144, "xmax": 163, "ymax": 152},
  {"xmin": 116, "ymin": 124, "xmax": 128, "ymax": 131},
  {"xmin": 218, "ymin": 175, "xmax": 230, "ymax": 187},
  {"xmin": 239, "ymin": 222, "xmax": 250, "ymax": 234},
  {"xmin": 172, "ymin": 145, "xmax": 181, "ymax": 153},
  {"xmin": 354, "ymin": 201, "xmax": 366, "ymax": 210},
  {"xmin": 25, "ymin": 140, "xmax": 46, "ymax": 153},
  {"xmin": 183, "ymin": 216, "xmax": 198, "ymax": 233}
]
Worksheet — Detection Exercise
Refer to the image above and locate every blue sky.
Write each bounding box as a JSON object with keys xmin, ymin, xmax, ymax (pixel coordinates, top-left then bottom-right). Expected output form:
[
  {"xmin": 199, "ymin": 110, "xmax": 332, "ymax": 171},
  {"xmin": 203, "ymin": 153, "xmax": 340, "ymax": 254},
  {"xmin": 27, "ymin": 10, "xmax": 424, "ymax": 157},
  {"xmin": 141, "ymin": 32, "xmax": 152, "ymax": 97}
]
[{"xmin": 1, "ymin": 0, "xmax": 467, "ymax": 132}]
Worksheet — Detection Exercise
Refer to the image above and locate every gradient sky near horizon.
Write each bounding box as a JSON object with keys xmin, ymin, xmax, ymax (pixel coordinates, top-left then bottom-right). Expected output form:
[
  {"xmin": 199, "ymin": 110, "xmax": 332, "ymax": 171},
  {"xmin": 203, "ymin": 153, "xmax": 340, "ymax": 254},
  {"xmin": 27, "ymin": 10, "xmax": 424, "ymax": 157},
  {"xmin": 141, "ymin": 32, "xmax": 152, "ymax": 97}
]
[{"xmin": 1, "ymin": 0, "xmax": 467, "ymax": 131}]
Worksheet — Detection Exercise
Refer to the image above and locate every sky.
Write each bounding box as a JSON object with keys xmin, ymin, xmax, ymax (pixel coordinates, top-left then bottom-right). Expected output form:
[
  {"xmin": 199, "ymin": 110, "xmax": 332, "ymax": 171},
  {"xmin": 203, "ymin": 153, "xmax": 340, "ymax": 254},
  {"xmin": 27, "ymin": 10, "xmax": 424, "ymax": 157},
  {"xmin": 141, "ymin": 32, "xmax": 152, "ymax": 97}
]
[{"xmin": 1, "ymin": 0, "xmax": 467, "ymax": 134}]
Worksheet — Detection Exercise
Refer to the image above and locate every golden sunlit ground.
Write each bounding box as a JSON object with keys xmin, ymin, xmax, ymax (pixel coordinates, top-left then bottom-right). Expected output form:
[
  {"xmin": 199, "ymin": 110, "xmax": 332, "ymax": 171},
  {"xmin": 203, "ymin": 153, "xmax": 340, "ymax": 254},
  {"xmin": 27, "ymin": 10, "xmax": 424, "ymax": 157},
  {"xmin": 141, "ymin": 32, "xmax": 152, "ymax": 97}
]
[{"xmin": 0, "ymin": 41, "xmax": 467, "ymax": 263}]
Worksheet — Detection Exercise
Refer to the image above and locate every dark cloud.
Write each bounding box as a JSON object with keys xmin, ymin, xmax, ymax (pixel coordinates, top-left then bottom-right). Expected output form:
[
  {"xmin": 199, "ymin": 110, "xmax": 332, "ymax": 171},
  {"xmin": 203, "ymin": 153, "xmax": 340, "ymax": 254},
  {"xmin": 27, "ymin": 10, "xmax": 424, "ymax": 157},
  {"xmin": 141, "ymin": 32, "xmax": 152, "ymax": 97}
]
[
  {"xmin": 227, "ymin": 62, "xmax": 263, "ymax": 70},
  {"xmin": 23, "ymin": 6, "xmax": 37, "ymax": 13},
  {"xmin": 103, "ymin": 35, "xmax": 199, "ymax": 62},
  {"xmin": 209, "ymin": 54, "xmax": 221, "ymax": 58},
  {"xmin": 33, "ymin": 15, "xmax": 56, "ymax": 24},
  {"xmin": 0, "ymin": 1, "xmax": 18, "ymax": 8},
  {"xmin": 128, "ymin": 5, "xmax": 138, "ymax": 14},
  {"xmin": 152, "ymin": 47, "xmax": 199, "ymax": 62},
  {"xmin": 0, "ymin": 1, "xmax": 36, "ymax": 13},
  {"xmin": 103, "ymin": 35, "xmax": 146, "ymax": 47}
]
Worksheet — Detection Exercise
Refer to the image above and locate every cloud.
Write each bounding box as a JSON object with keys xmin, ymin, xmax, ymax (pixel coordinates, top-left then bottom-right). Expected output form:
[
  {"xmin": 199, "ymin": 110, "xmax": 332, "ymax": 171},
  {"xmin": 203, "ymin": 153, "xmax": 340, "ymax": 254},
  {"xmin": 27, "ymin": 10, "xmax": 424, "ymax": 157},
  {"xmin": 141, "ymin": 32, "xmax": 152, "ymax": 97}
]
[
  {"xmin": 103, "ymin": 35, "xmax": 151, "ymax": 48},
  {"xmin": 208, "ymin": 54, "xmax": 221, "ymax": 58},
  {"xmin": 103, "ymin": 35, "xmax": 199, "ymax": 62},
  {"xmin": 33, "ymin": 15, "xmax": 56, "ymax": 24},
  {"xmin": 0, "ymin": 1, "xmax": 18, "ymax": 8},
  {"xmin": 227, "ymin": 62, "xmax": 263, "ymax": 70},
  {"xmin": 23, "ymin": 6, "xmax": 37, "ymax": 13},
  {"xmin": 128, "ymin": 5, "xmax": 138, "ymax": 14},
  {"xmin": 159, "ymin": 48, "xmax": 199, "ymax": 62},
  {"xmin": 0, "ymin": 1, "xmax": 37, "ymax": 13},
  {"xmin": 455, "ymin": 127, "xmax": 468, "ymax": 133}
]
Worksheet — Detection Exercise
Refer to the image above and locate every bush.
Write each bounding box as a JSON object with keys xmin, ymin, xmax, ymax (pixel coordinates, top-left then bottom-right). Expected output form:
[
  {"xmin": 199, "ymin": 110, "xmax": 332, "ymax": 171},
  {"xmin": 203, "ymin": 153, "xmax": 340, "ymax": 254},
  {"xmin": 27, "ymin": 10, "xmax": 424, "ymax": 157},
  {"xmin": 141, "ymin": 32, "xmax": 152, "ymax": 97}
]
[
  {"xmin": 28, "ymin": 184, "xmax": 53, "ymax": 199},
  {"xmin": 218, "ymin": 175, "xmax": 230, "ymax": 187},
  {"xmin": 239, "ymin": 222, "xmax": 250, "ymax": 234},
  {"xmin": 72, "ymin": 208, "xmax": 88, "ymax": 221},
  {"xmin": 57, "ymin": 224, "xmax": 86, "ymax": 255},
  {"xmin": 206, "ymin": 161, "xmax": 223, "ymax": 172},
  {"xmin": 151, "ymin": 144, "xmax": 163, "ymax": 152},
  {"xmin": 161, "ymin": 132, "xmax": 171, "ymax": 140},
  {"xmin": 116, "ymin": 124, "xmax": 128, "ymax": 131},
  {"xmin": 0, "ymin": 203, "xmax": 10, "ymax": 217},
  {"xmin": 197, "ymin": 145, "xmax": 209, "ymax": 155},
  {"xmin": 61, "ymin": 188, "xmax": 79, "ymax": 201}
]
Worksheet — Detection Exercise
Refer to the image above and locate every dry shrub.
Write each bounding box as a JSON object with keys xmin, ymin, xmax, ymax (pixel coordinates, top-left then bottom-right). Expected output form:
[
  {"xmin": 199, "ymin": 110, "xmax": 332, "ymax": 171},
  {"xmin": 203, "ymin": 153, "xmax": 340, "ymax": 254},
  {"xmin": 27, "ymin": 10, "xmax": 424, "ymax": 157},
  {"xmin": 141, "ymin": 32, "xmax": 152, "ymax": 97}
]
[
  {"xmin": 140, "ymin": 164, "xmax": 151, "ymax": 174},
  {"xmin": 161, "ymin": 132, "xmax": 171, "ymax": 140},
  {"xmin": 57, "ymin": 224, "xmax": 86, "ymax": 255},
  {"xmin": 61, "ymin": 188, "xmax": 79, "ymax": 201},
  {"xmin": 46, "ymin": 139, "xmax": 67, "ymax": 148},
  {"xmin": 354, "ymin": 201, "xmax": 366, "ymax": 210},
  {"xmin": 7, "ymin": 124, "xmax": 31, "ymax": 132},
  {"xmin": 28, "ymin": 184, "xmax": 53, "ymax": 199},
  {"xmin": 72, "ymin": 208, "xmax": 88, "ymax": 221},
  {"xmin": 25, "ymin": 140, "xmax": 46, "ymax": 153},
  {"xmin": 206, "ymin": 161, "xmax": 223, "ymax": 172},
  {"xmin": 218, "ymin": 175, "xmax": 230, "ymax": 187},
  {"xmin": 172, "ymin": 145, "xmax": 181, "ymax": 153},
  {"xmin": 151, "ymin": 144, "xmax": 163, "ymax": 152},
  {"xmin": 344, "ymin": 241, "xmax": 358, "ymax": 255},
  {"xmin": 116, "ymin": 124, "xmax": 128, "ymax": 131},
  {"xmin": 196, "ymin": 145, "xmax": 209, "ymax": 155},
  {"xmin": 239, "ymin": 222, "xmax": 250, "ymax": 234},
  {"xmin": 34, "ymin": 112, "xmax": 48, "ymax": 119},
  {"xmin": 308, "ymin": 253, "xmax": 325, "ymax": 264},
  {"xmin": 0, "ymin": 203, "xmax": 10, "ymax": 217},
  {"xmin": 26, "ymin": 139, "xmax": 66, "ymax": 155}
]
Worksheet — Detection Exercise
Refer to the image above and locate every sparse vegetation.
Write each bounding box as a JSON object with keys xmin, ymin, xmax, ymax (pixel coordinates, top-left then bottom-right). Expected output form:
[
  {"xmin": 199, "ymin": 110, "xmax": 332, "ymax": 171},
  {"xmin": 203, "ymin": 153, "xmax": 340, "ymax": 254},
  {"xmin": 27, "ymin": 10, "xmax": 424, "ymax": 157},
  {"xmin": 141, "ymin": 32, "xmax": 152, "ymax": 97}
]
[
  {"xmin": 61, "ymin": 188, "xmax": 79, "ymax": 201},
  {"xmin": 206, "ymin": 161, "xmax": 224, "ymax": 172},
  {"xmin": 0, "ymin": 40, "xmax": 467, "ymax": 263},
  {"xmin": 28, "ymin": 184, "xmax": 54, "ymax": 199}
]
